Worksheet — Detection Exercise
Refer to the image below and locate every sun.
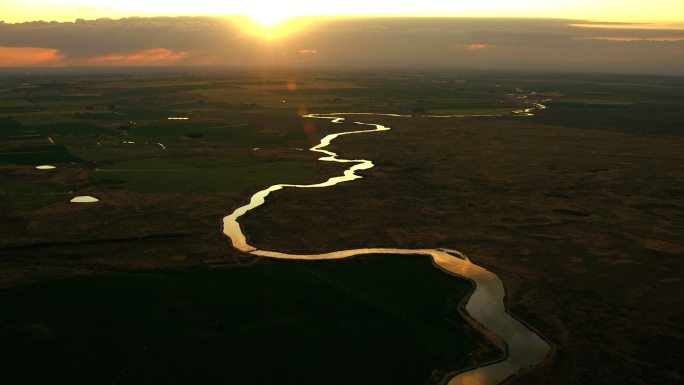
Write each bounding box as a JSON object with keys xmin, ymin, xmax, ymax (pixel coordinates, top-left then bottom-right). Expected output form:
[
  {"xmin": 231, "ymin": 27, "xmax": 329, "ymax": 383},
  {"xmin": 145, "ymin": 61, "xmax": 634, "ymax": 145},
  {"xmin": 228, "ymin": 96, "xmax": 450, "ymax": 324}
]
[
  {"xmin": 248, "ymin": 12, "xmax": 292, "ymax": 28},
  {"xmin": 237, "ymin": 3, "xmax": 303, "ymax": 28},
  {"xmin": 235, "ymin": 13, "xmax": 311, "ymax": 39}
]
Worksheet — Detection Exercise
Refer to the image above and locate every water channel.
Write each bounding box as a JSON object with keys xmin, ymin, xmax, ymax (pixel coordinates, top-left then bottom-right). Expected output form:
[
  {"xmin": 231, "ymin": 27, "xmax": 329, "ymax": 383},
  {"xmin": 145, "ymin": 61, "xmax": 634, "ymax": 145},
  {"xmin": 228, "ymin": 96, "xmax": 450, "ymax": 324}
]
[{"xmin": 222, "ymin": 102, "xmax": 552, "ymax": 384}]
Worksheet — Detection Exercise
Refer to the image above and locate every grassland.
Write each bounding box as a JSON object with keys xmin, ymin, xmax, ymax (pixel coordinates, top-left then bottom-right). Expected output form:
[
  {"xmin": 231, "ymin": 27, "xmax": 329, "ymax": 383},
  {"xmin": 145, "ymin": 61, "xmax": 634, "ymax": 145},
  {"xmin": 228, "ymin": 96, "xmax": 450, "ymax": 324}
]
[
  {"xmin": 0, "ymin": 255, "xmax": 484, "ymax": 385},
  {"xmin": 1, "ymin": 69, "xmax": 683, "ymax": 385}
]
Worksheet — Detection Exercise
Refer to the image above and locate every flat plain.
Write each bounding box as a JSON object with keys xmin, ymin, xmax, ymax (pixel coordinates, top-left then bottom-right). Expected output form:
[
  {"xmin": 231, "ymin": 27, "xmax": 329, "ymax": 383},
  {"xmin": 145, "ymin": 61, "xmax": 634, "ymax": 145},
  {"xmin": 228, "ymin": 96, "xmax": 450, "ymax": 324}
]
[{"xmin": 1, "ymin": 70, "xmax": 682, "ymax": 384}]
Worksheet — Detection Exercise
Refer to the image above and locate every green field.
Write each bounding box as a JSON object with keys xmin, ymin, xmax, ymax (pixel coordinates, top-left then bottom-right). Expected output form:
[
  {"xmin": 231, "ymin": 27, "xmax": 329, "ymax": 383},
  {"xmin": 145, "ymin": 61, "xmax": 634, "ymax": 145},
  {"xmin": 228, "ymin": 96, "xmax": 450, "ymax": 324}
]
[
  {"xmin": 0, "ymin": 255, "xmax": 476, "ymax": 385},
  {"xmin": 91, "ymin": 157, "xmax": 321, "ymax": 194}
]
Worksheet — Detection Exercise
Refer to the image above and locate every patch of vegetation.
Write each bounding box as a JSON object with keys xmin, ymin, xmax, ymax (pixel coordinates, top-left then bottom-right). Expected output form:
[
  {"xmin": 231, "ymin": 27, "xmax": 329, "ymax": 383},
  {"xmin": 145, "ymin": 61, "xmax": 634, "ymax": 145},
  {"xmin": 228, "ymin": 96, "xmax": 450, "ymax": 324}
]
[
  {"xmin": 0, "ymin": 106, "xmax": 44, "ymax": 113},
  {"xmin": 0, "ymin": 117, "xmax": 26, "ymax": 137},
  {"xmin": 0, "ymin": 181, "xmax": 70, "ymax": 209},
  {"xmin": 30, "ymin": 122, "xmax": 111, "ymax": 136},
  {"xmin": 74, "ymin": 112, "xmax": 125, "ymax": 121},
  {"xmin": 0, "ymin": 144, "xmax": 81, "ymax": 165},
  {"xmin": 91, "ymin": 156, "xmax": 322, "ymax": 193},
  {"xmin": 0, "ymin": 255, "xmax": 475, "ymax": 385}
]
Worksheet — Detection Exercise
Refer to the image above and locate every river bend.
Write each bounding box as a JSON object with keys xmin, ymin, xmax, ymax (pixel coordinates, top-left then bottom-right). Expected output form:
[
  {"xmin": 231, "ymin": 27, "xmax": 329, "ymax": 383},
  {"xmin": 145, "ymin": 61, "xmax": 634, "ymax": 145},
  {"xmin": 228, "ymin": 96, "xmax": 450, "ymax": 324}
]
[{"xmin": 222, "ymin": 101, "xmax": 552, "ymax": 385}]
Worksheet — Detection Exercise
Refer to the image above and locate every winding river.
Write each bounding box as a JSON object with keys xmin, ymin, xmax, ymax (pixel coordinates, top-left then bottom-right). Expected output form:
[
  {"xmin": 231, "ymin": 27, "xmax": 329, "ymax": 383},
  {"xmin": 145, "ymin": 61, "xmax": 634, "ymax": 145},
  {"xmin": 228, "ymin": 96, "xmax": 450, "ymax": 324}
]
[{"xmin": 222, "ymin": 100, "xmax": 552, "ymax": 384}]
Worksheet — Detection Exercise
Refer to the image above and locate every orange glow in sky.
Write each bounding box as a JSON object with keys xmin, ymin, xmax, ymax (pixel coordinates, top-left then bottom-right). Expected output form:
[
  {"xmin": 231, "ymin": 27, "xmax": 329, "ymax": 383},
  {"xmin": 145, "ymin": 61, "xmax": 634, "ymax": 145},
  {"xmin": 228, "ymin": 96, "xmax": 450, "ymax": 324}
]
[
  {"xmin": 0, "ymin": 47, "xmax": 63, "ymax": 66},
  {"xmin": 1, "ymin": 0, "xmax": 683, "ymax": 25},
  {"xmin": 0, "ymin": 46, "xmax": 194, "ymax": 67}
]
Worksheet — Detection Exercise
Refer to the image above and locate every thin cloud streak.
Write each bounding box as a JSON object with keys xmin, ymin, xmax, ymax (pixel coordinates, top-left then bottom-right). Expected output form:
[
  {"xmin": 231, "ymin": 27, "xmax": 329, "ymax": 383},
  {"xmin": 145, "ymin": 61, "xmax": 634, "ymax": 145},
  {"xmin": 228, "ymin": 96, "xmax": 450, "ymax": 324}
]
[
  {"xmin": 579, "ymin": 36, "xmax": 684, "ymax": 42},
  {"xmin": 84, "ymin": 48, "xmax": 190, "ymax": 66}
]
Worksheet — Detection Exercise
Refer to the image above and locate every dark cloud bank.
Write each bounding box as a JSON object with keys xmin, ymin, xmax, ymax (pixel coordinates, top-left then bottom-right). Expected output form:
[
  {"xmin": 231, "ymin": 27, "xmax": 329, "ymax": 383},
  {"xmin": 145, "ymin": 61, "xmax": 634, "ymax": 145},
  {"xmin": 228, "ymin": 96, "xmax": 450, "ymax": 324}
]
[{"xmin": 1, "ymin": 16, "xmax": 683, "ymax": 75}]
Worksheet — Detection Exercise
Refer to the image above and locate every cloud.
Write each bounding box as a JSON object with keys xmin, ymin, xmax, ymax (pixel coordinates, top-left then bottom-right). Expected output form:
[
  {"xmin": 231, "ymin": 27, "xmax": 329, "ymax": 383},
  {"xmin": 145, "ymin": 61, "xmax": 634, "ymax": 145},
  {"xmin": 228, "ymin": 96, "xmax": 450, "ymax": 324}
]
[
  {"xmin": 298, "ymin": 49, "xmax": 318, "ymax": 57},
  {"xmin": 0, "ymin": 17, "xmax": 241, "ymax": 58},
  {"xmin": 0, "ymin": 46, "xmax": 63, "ymax": 66},
  {"xmin": 465, "ymin": 44, "xmax": 490, "ymax": 50},
  {"xmin": 569, "ymin": 22, "xmax": 684, "ymax": 31},
  {"xmin": 0, "ymin": 46, "xmax": 194, "ymax": 67},
  {"xmin": 579, "ymin": 37, "xmax": 684, "ymax": 42},
  {"xmin": 0, "ymin": 17, "xmax": 682, "ymax": 75},
  {"xmin": 84, "ymin": 48, "xmax": 190, "ymax": 66}
]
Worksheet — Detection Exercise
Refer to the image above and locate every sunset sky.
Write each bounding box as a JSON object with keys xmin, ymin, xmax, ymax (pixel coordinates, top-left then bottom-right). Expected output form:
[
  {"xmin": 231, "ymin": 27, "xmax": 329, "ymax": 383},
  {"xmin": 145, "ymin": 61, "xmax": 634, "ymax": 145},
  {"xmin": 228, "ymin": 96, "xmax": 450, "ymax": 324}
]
[
  {"xmin": 1, "ymin": 1, "xmax": 683, "ymax": 73},
  {"xmin": 2, "ymin": 0, "xmax": 683, "ymax": 24}
]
